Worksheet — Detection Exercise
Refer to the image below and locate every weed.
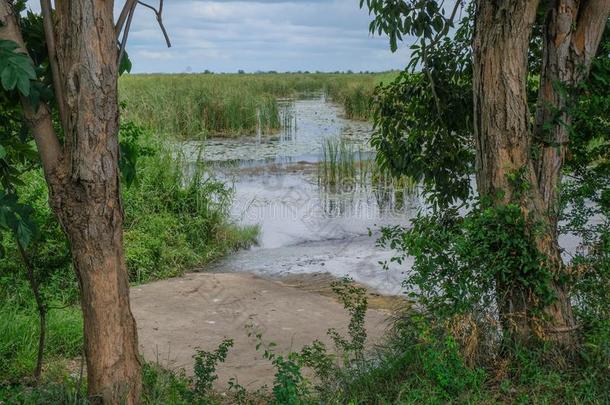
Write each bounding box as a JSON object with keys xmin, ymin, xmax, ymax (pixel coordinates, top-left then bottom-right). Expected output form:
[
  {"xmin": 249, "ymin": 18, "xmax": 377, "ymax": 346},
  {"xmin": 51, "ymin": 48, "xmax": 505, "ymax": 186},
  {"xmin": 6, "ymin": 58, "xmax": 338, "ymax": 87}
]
[{"xmin": 192, "ymin": 338, "xmax": 234, "ymax": 397}]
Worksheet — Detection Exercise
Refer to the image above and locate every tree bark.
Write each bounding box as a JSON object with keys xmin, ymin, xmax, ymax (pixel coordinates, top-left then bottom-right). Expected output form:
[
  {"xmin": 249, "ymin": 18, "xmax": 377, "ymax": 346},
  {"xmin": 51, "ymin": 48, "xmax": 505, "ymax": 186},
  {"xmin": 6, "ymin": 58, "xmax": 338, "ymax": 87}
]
[
  {"xmin": 532, "ymin": 0, "xmax": 610, "ymax": 344},
  {"xmin": 51, "ymin": 1, "xmax": 142, "ymax": 403},
  {"xmin": 535, "ymin": 0, "xmax": 610, "ymax": 222},
  {"xmin": 0, "ymin": 1, "xmax": 142, "ymax": 403},
  {"xmin": 473, "ymin": 0, "xmax": 543, "ymax": 341},
  {"xmin": 474, "ymin": 0, "xmax": 609, "ymax": 345},
  {"xmin": 473, "ymin": 0, "xmax": 576, "ymax": 344}
]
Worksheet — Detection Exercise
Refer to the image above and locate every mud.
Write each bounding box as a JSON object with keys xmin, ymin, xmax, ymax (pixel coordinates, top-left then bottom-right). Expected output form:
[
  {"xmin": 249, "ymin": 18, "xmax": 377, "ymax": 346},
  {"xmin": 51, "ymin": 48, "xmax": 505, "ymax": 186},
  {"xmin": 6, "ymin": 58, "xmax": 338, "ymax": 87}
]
[{"xmin": 131, "ymin": 272, "xmax": 392, "ymax": 390}]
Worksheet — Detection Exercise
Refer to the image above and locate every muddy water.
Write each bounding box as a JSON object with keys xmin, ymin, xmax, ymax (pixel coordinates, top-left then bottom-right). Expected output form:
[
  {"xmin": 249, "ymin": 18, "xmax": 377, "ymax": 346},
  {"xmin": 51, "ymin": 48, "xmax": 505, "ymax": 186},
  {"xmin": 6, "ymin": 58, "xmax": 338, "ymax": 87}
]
[{"xmin": 181, "ymin": 95, "xmax": 418, "ymax": 295}]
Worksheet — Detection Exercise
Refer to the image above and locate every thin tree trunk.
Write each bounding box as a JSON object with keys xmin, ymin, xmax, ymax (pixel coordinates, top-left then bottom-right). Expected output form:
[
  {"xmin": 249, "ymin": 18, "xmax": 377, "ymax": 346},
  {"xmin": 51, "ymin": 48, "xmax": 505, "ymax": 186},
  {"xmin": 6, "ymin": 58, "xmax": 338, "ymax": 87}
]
[{"xmin": 17, "ymin": 241, "xmax": 46, "ymax": 383}]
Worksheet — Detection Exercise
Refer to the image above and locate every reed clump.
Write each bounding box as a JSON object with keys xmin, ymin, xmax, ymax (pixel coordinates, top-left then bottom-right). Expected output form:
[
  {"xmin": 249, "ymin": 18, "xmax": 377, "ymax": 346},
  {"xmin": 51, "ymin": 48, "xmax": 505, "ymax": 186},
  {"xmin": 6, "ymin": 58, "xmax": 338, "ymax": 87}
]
[
  {"xmin": 318, "ymin": 138, "xmax": 416, "ymax": 193},
  {"xmin": 119, "ymin": 73, "xmax": 398, "ymax": 138}
]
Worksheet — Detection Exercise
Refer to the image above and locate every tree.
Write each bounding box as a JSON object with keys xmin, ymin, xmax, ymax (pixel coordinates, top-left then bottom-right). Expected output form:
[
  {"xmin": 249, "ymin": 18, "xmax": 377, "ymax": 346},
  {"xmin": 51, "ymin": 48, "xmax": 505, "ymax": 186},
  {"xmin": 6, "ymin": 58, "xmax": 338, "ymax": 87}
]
[
  {"xmin": 0, "ymin": 0, "xmax": 169, "ymax": 403},
  {"xmin": 364, "ymin": 0, "xmax": 610, "ymax": 344},
  {"xmin": 473, "ymin": 0, "xmax": 609, "ymax": 344}
]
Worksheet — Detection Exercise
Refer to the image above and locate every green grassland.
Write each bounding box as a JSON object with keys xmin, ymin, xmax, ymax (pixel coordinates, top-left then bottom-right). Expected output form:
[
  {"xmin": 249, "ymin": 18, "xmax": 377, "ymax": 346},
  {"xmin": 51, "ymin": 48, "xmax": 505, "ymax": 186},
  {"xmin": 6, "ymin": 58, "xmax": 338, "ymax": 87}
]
[{"xmin": 119, "ymin": 72, "xmax": 397, "ymax": 138}]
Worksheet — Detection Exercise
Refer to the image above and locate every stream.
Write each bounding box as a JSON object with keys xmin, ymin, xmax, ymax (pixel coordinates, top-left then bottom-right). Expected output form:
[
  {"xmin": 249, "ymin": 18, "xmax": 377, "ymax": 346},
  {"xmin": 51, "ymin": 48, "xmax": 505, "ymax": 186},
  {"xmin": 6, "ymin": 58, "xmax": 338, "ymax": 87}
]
[{"xmin": 182, "ymin": 95, "xmax": 418, "ymax": 295}]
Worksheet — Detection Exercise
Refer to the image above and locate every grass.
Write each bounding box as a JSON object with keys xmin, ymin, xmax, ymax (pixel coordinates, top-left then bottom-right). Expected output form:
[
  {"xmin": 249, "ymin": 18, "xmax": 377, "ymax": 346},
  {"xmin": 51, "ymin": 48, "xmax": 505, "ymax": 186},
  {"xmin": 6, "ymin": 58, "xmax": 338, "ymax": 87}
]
[
  {"xmin": 122, "ymin": 144, "xmax": 259, "ymax": 284},
  {"xmin": 318, "ymin": 138, "xmax": 417, "ymax": 193},
  {"xmin": 0, "ymin": 304, "xmax": 82, "ymax": 384},
  {"xmin": 119, "ymin": 72, "xmax": 397, "ymax": 138},
  {"xmin": 2, "ymin": 280, "xmax": 609, "ymax": 404}
]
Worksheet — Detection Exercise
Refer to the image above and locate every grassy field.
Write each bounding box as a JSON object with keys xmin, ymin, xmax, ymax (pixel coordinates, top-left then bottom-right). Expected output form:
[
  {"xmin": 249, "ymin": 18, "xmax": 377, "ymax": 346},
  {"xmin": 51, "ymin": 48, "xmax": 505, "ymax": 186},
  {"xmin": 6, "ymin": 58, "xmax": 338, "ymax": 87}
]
[{"xmin": 119, "ymin": 72, "xmax": 397, "ymax": 138}]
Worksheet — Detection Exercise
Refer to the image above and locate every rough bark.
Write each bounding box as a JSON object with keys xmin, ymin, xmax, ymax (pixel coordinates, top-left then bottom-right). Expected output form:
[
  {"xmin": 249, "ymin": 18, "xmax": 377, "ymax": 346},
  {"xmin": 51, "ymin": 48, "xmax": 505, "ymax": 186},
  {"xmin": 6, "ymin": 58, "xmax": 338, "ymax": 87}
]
[
  {"xmin": 474, "ymin": 0, "xmax": 543, "ymax": 341},
  {"xmin": 52, "ymin": 1, "xmax": 142, "ymax": 403},
  {"xmin": 474, "ymin": 0, "xmax": 610, "ymax": 344},
  {"xmin": 532, "ymin": 0, "xmax": 610, "ymax": 344},
  {"xmin": 473, "ymin": 0, "xmax": 576, "ymax": 344},
  {"xmin": 1, "ymin": 1, "xmax": 142, "ymax": 403},
  {"xmin": 535, "ymin": 0, "xmax": 610, "ymax": 222}
]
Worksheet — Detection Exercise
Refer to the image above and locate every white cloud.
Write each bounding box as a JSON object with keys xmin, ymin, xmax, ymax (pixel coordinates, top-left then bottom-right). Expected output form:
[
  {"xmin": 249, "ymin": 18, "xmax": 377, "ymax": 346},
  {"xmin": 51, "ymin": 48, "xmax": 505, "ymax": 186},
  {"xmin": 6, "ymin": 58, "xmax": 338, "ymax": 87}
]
[{"xmin": 34, "ymin": 0, "xmax": 413, "ymax": 73}]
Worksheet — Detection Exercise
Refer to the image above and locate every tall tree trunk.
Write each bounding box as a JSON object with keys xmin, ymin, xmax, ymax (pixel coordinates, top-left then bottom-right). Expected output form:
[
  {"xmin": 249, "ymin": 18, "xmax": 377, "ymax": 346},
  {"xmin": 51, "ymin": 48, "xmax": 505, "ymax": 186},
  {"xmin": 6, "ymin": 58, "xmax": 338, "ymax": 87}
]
[
  {"xmin": 474, "ymin": 0, "xmax": 609, "ymax": 345},
  {"xmin": 50, "ymin": 1, "xmax": 142, "ymax": 403},
  {"xmin": 0, "ymin": 1, "xmax": 142, "ymax": 403},
  {"xmin": 532, "ymin": 0, "xmax": 610, "ymax": 344},
  {"xmin": 473, "ymin": 0, "xmax": 576, "ymax": 344}
]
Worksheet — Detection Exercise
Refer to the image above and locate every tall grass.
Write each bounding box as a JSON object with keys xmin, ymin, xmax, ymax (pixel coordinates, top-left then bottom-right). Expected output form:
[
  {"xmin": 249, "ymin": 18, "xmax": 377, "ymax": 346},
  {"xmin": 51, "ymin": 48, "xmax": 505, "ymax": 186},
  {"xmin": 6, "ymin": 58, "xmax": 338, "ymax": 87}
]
[
  {"xmin": 119, "ymin": 73, "xmax": 396, "ymax": 138},
  {"xmin": 122, "ymin": 144, "xmax": 259, "ymax": 283},
  {"xmin": 0, "ymin": 127, "xmax": 259, "ymax": 384},
  {"xmin": 318, "ymin": 138, "xmax": 417, "ymax": 193},
  {"xmin": 0, "ymin": 304, "xmax": 82, "ymax": 383}
]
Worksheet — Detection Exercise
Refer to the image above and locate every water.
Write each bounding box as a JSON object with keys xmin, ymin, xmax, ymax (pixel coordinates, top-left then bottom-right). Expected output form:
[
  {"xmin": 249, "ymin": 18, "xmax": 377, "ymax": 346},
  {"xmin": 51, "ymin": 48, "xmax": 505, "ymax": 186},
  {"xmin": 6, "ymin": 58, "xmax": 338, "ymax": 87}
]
[
  {"xmin": 182, "ymin": 95, "xmax": 418, "ymax": 295},
  {"xmin": 181, "ymin": 95, "xmax": 584, "ymax": 296}
]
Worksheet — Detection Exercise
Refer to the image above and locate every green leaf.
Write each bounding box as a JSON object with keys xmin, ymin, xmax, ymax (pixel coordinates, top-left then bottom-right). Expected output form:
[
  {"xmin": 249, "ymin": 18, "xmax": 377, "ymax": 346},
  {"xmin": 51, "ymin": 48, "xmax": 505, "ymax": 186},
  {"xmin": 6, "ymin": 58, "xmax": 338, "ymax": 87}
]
[
  {"xmin": 1, "ymin": 66, "xmax": 18, "ymax": 90},
  {"xmin": 16, "ymin": 75, "xmax": 30, "ymax": 96},
  {"xmin": 119, "ymin": 51, "xmax": 132, "ymax": 76}
]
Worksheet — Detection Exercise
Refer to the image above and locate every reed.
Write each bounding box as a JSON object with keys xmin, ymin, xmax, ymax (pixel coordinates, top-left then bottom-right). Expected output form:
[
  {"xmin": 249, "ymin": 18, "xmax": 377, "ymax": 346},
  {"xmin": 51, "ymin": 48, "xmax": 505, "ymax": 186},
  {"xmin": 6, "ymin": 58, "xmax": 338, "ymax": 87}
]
[
  {"xmin": 119, "ymin": 72, "xmax": 397, "ymax": 138},
  {"xmin": 317, "ymin": 138, "xmax": 416, "ymax": 194}
]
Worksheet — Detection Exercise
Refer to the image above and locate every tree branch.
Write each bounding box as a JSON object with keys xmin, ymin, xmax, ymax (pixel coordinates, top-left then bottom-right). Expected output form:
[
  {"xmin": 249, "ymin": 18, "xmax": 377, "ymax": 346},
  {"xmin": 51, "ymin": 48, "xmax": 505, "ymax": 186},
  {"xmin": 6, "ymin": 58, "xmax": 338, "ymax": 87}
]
[
  {"xmin": 0, "ymin": 0, "xmax": 62, "ymax": 175},
  {"xmin": 116, "ymin": 0, "xmax": 171, "ymax": 68},
  {"xmin": 115, "ymin": 0, "xmax": 138, "ymax": 39},
  {"xmin": 419, "ymin": 0, "xmax": 463, "ymax": 117},
  {"xmin": 571, "ymin": 0, "xmax": 610, "ymax": 79},
  {"xmin": 40, "ymin": 0, "xmax": 67, "ymax": 130},
  {"xmin": 137, "ymin": 0, "xmax": 171, "ymax": 48},
  {"xmin": 117, "ymin": 0, "xmax": 137, "ymax": 66}
]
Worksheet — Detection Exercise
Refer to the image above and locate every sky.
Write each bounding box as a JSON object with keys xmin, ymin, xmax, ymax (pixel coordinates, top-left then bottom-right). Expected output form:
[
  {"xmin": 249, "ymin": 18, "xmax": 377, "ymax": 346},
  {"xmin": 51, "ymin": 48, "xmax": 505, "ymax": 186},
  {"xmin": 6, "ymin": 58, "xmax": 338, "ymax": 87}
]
[{"xmin": 32, "ymin": 0, "xmax": 411, "ymax": 73}]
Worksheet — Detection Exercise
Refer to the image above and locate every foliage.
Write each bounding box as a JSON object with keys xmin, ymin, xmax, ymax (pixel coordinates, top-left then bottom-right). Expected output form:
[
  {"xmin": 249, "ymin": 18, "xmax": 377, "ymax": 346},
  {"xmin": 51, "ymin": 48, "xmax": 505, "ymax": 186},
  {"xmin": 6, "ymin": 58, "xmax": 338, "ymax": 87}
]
[
  {"xmin": 122, "ymin": 141, "xmax": 258, "ymax": 283},
  {"xmin": 192, "ymin": 338, "xmax": 233, "ymax": 397},
  {"xmin": 368, "ymin": 3, "xmax": 475, "ymax": 208},
  {"xmin": 378, "ymin": 200, "xmax": 556, "ymax": 323},
  {"xmin": 0, "ymin": 39, "xmax": 36, "ymax": 98},
  {"xmin": 248, "ymin": 326, "xmax": 310, "ymax": 405},
  {"xmin": 327, "ymin": 278, "xmax": 368, "ymax": 364},
  {"xmin": 0, "ymin": 122, "xmax": 258, "ymax": 383}
]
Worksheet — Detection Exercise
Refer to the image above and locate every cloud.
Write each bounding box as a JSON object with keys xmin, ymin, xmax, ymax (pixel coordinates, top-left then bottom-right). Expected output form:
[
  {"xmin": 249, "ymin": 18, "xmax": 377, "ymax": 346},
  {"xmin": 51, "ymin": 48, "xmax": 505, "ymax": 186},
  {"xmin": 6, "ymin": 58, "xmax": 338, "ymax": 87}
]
[{"xmin": 31, "ymin": 0, "xmax": 412, "ymax": 73}]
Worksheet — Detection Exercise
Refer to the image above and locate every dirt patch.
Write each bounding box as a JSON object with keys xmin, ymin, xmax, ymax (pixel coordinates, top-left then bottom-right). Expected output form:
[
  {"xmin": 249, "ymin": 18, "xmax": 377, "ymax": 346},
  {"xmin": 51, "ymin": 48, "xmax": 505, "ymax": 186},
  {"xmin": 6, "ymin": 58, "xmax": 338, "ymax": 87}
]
[
  {"xmin": 131, "ymin": 272, "xmax": 392, "ymax": 391},
  {"xmin": 278, "ymin": 272, "xmax": 408, "ymax": 311}
]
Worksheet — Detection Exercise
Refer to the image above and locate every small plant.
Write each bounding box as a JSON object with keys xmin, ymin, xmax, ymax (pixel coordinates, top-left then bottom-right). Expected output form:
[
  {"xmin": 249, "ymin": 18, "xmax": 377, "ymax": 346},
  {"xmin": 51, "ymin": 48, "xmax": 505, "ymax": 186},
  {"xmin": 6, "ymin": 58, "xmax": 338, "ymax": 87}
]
[
  {"xmin": 246, "ymin": 325, "xmax": 309, "ymax": 405},
  {"xmin": 192, "ymin": 338, "xmax": 234, "ymax": 397},
  {"xmin": 327, "ymin": 277, "xmax": 368, "ymax": 365}
]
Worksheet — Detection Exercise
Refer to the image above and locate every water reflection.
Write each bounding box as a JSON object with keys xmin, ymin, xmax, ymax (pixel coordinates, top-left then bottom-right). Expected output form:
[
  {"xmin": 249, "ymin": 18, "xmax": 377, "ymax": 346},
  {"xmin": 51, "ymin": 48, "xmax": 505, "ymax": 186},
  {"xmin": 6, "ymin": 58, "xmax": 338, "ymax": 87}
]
[{"xmin": 179, "ymin": 96, "xmax": 416, "ymax": 293}]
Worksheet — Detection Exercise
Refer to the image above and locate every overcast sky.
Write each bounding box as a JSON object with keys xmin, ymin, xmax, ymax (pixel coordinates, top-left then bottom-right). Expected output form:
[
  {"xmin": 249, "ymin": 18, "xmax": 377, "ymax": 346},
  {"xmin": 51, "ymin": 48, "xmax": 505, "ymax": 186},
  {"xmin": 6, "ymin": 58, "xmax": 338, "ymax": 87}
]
[{"xmin": 32, "ymin": 0, "xmax": 410, "ymax": 73}]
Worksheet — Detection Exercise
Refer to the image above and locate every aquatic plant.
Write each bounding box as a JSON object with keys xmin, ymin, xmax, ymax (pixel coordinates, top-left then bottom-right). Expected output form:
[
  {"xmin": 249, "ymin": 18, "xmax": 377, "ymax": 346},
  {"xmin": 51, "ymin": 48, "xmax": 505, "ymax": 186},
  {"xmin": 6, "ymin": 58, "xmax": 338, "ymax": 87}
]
[
  {"xmin": 119, "ymin": 73, "xmax": 394, "ymax": 138},
  {"xmin": 318, "ymin": 138, "xmax": 416, "ymax": 194}
]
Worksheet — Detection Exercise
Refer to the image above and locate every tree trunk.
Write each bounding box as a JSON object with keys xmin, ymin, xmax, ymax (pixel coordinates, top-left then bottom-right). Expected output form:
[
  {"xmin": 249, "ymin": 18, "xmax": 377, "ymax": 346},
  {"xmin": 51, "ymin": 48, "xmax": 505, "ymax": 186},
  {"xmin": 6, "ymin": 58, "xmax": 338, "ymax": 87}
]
[
  {"xmin": 532, "ymin": 0, "xmax": 610, "ymax": 344},
  {"xmin": 474, "ymin": 0, "xmax": 610, "ymax": 345},
  {"xmin": 58, "ymin": 197, "xmax": 141, "ymax": 404},
  {"xmin": 535, "ymin": 0, "xmax": 610, "ymax": 221},
  {"xmin": 0, "ymin": 1, "xmax": 142, "ymax": 403},
  {"xmin": 49, "ymin": 1, "xmax": 142, "ymax": 403},
  {"xmin": 472, "ymin": 0, "xmax": 576, "ymax": 344}
]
